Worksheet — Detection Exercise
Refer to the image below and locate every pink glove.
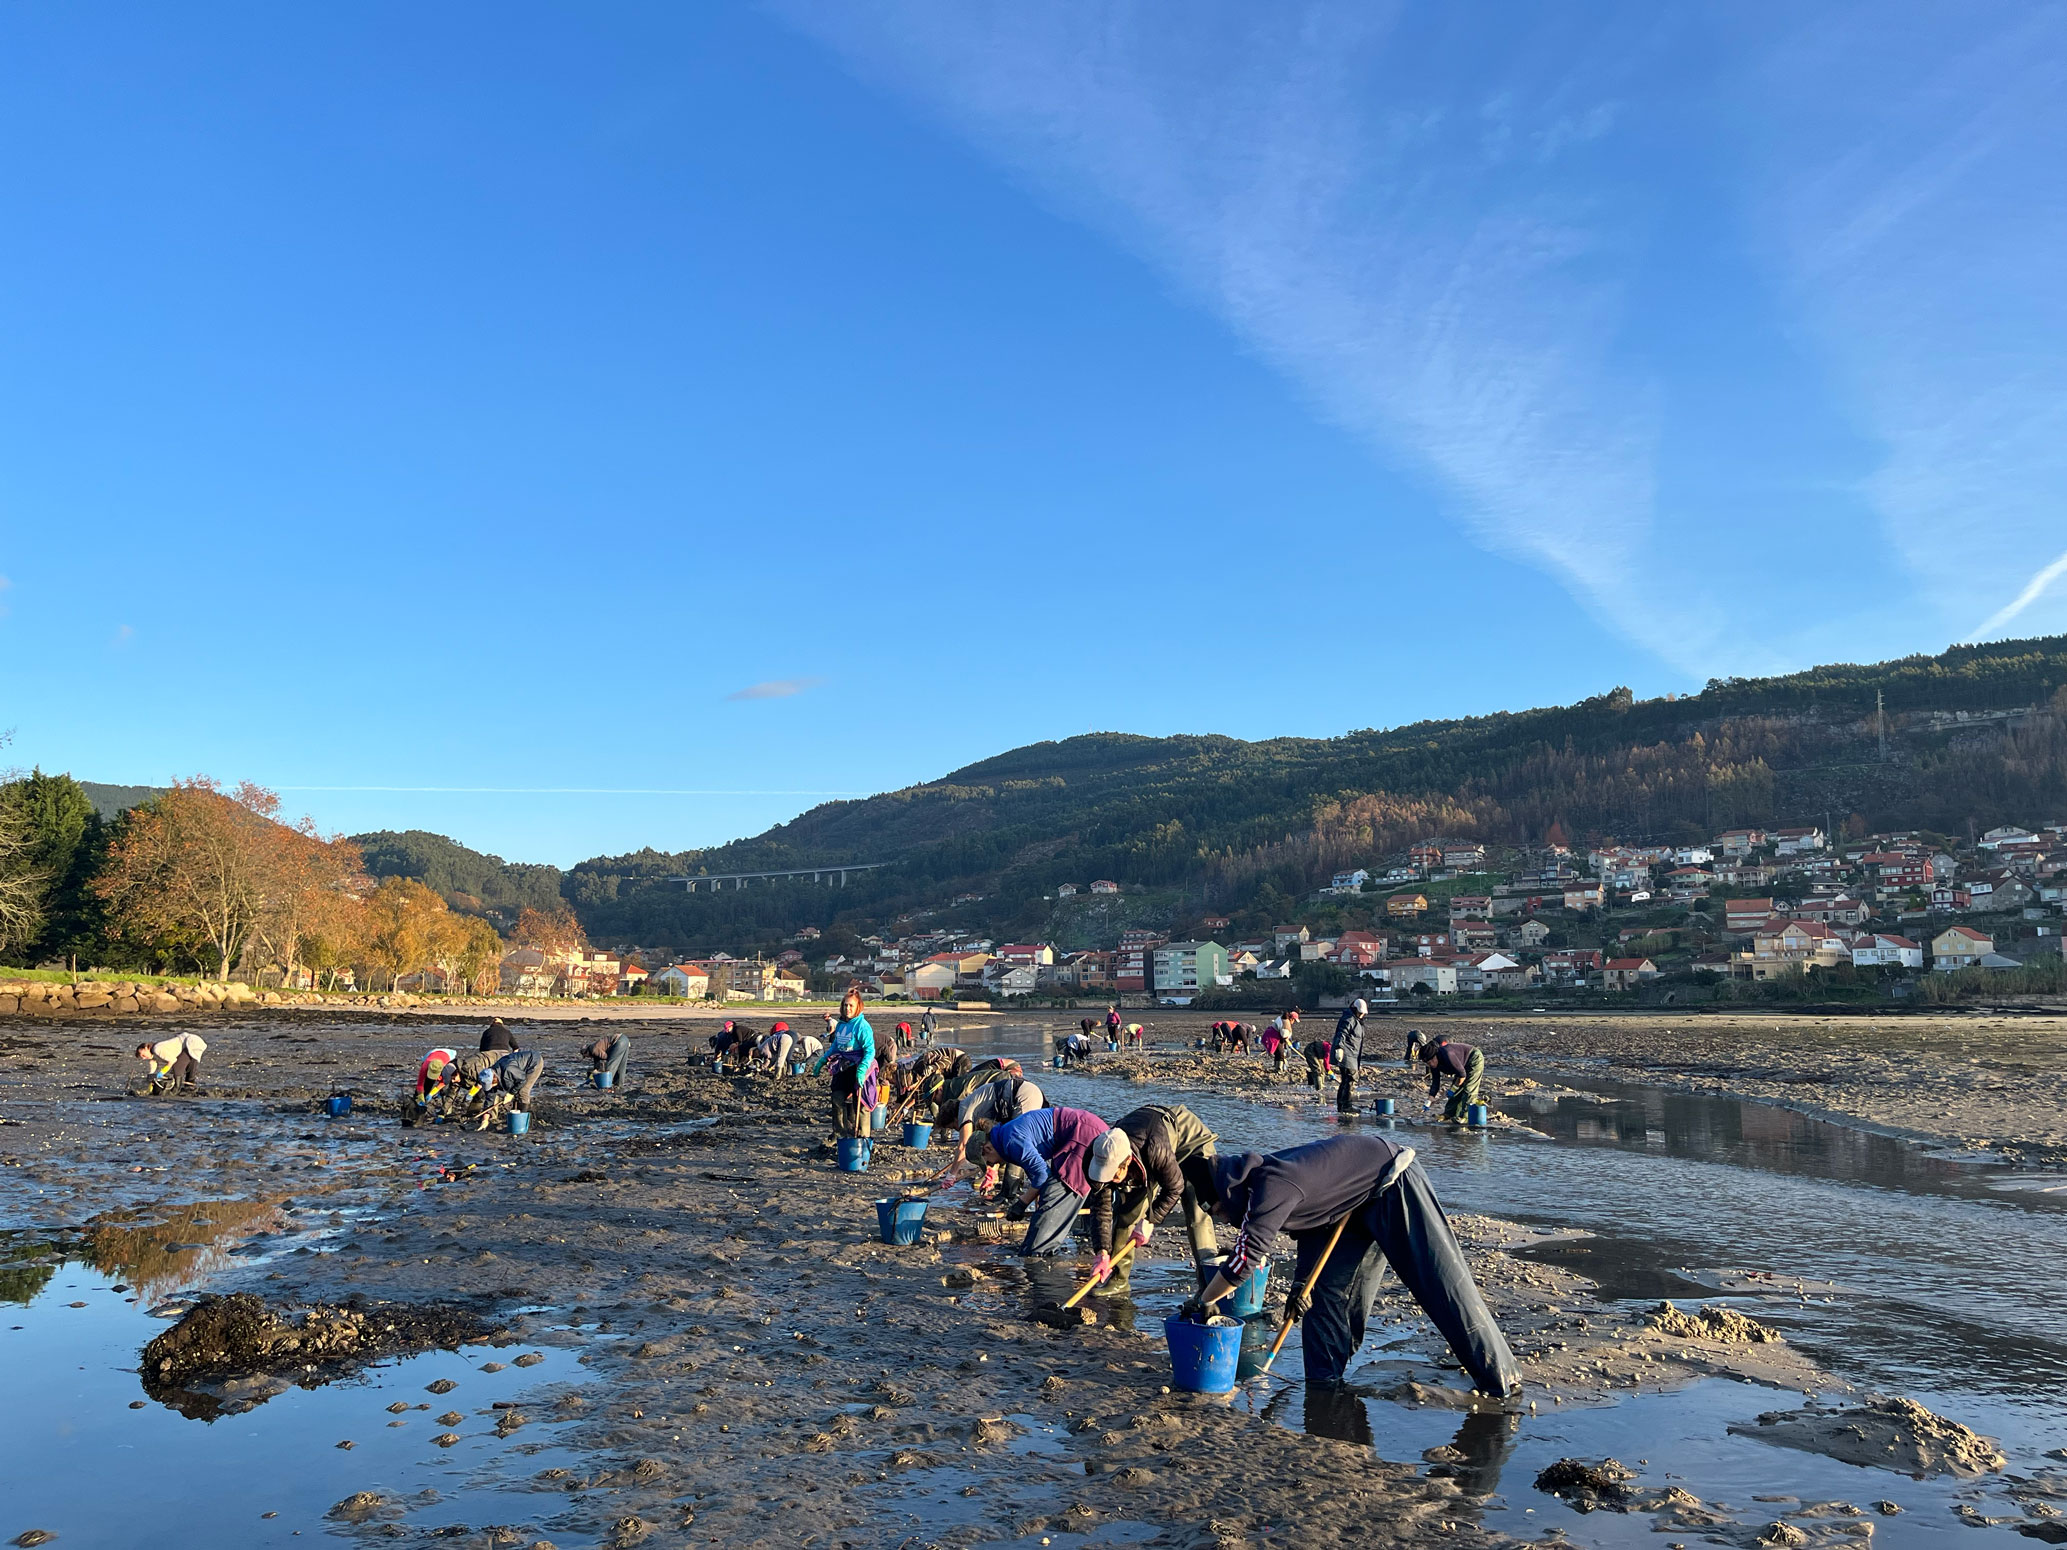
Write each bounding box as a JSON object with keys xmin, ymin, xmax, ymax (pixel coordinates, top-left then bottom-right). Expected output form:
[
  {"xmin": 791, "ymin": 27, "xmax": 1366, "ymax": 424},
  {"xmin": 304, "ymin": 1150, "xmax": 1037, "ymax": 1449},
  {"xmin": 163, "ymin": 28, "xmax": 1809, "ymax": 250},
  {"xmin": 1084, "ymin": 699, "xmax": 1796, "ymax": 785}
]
[
  {"xmin": 1092, "ymin": 1252, "xmax": 1114, "ymax": 1282},
  {"xmin": 1129, "ymin": 1221, "xmax": 1153, "ymax": 1249}
]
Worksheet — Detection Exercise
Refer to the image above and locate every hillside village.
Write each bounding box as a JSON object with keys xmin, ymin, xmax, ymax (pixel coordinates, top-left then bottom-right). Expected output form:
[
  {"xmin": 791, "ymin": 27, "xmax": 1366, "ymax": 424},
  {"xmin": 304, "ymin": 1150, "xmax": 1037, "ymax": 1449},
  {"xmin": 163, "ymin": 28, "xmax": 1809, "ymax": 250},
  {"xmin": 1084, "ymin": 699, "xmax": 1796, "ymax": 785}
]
[{"xmin": 504, "ymin": 821, "xmax": 2067, "ymax": 1007}]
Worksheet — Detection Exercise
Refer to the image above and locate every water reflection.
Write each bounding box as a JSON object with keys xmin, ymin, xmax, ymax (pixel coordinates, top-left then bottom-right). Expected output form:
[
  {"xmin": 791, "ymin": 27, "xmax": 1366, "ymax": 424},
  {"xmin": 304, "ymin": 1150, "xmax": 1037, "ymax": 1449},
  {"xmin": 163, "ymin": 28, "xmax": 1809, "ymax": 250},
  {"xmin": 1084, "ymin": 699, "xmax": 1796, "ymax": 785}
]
[{"xmin": 85, "ymin": 1197, "xmax": 285, "ymax": 1298}]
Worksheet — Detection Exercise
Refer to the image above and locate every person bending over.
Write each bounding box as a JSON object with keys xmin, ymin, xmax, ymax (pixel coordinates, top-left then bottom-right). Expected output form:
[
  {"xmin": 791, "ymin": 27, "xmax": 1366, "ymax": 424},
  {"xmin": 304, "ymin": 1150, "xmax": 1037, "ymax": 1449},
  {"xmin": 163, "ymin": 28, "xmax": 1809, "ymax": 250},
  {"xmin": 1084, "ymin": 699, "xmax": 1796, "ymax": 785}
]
[
  {"xmin": 981, "ymin": 1105, "xmax": 1109, "ymax": 1257},
  {"xmin": 1420, "ymin": 1036, "xmax": 1485, "ymax": 1122},
  {"xmin": 134, "ymin": 1032, "xmax": 207, "ymax": 1095},
  {"xmin": 1188, "ymin": 1133, "xmax": 1518, "ymax": 1395},
  {"xmin": 1084, "ymin": 1103, "xmax": 1219, "ymax": 1283}
]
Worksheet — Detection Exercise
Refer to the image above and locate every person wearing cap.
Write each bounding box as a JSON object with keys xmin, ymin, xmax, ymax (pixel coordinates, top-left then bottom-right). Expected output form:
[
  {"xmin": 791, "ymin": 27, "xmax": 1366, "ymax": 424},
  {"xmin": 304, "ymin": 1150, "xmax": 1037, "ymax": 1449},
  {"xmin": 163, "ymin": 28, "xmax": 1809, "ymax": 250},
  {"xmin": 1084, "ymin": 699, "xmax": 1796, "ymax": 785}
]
[
  {"xmin": 980, "ymin": 1105, "xmax": 1109, "ymax": 1257},
  {"xmin": 1332, "ymin": 998, "xmax": 1369, "ymax": 1113},
  {"xmin": 580, "ymin": 1031, "xmax": 630, "ymax": 1083},
  {"xmin": 1085, "ymin": 1104, "xmax": 1220, "ymax": 1283},
  {"xmin": 479, "ymin": 1018, "xmax": 519, "ymax": 1053},
  {"xmin": 1419, "ymin": 1036, "xmax": 1486, "ymax": 1122},
  {"xmin": 404, "ymin": 1046, "xmax": 458, "ymax": 1125},
  {"xmin": 750, "ymin": 1022, "xmax": 791, "ymax": 1074},
  {"xmin": 708, "ymin": 1019, "xmax": 753, "ymax": 1073},
  {"xmin": 1404, "ymin": 1027, "xmax": 1433, "ymax": 1063},
  {"xmin": 1186, "ymin": 1133, "xmax": 1519, "ymax": 1395}
]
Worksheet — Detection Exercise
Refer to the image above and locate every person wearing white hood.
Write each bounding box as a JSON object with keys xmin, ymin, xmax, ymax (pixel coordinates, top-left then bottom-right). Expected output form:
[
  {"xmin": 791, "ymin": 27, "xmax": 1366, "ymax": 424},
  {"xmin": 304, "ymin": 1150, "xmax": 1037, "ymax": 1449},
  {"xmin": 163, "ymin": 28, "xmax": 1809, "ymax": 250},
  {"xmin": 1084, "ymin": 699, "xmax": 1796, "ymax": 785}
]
[{"xmin": 1331, "ymin": 998, "xmax": 1369, "ymax": 1113}]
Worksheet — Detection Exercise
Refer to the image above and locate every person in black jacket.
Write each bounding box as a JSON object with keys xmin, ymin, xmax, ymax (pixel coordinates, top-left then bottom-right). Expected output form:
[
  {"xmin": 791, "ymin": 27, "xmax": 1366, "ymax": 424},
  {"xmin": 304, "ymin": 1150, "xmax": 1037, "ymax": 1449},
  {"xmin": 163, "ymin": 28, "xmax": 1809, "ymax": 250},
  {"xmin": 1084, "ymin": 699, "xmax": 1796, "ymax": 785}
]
[
  {"xmin": 1186, "ymin": 1133, "xmax": 1518, "ymax": 1395},
  {"xmin": 479, "ymin": 1018, "xmax": 519, "ymax": 1053},
  {"xmin": 1331, "ymin": 998, "xmax": 1368, "ymax": 1113},
  {"xmin": 1084, "ymin": 1104, "xmax": 1219, "ymax": 1279}
]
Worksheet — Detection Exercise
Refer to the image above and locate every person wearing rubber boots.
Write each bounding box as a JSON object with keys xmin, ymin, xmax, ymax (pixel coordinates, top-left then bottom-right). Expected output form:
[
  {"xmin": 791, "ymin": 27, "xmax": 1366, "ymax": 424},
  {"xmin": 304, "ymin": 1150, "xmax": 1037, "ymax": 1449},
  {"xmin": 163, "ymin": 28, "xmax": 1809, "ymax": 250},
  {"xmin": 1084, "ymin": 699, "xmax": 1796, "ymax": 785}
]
[
  {"xmin": 981, "ymin": 1105, "xmax": 1109, "ymax": 1257},
  {"xmin": 1420, "ymin": 1036, "xmax": 1485, "ymax": 1122},
  {"xmin": 582, "ymin": 1032, "xmax": 629, "ymax": 1084},
  {"xmin": 1332, "ymin": 998, "xmax": 1368, "ymax": 1113},
  {"xmin": 1188, "ymin": 1133, "xmax": 1519, "ymax": 1396},
  {"xmin": 1084, "ymin": 1103, "xmax": 1220, "ymax": 1282}
]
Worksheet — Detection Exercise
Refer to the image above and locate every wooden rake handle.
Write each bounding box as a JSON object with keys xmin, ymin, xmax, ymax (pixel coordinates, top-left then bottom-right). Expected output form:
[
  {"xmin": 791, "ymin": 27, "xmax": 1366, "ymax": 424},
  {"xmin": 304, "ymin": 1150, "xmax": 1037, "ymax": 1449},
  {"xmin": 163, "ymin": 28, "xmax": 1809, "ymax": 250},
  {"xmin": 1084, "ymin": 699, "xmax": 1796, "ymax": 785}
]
[
  {"xmin": 1259, "ymin": 1215, "xmax": 1350, "ymax": 1373},
  {"xmin": 1061, "ymin": 1239, "xmax": 1137, "ymax": 1309}
]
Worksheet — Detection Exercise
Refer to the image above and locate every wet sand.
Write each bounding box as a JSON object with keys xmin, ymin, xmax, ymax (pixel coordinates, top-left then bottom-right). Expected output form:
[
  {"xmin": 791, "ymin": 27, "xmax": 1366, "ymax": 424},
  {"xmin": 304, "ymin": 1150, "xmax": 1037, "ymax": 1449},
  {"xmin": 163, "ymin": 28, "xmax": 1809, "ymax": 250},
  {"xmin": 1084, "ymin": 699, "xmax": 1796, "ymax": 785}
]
[{"xmin": 0, "ymin": 1008, "xmax": 2047, "ymax": 1548}]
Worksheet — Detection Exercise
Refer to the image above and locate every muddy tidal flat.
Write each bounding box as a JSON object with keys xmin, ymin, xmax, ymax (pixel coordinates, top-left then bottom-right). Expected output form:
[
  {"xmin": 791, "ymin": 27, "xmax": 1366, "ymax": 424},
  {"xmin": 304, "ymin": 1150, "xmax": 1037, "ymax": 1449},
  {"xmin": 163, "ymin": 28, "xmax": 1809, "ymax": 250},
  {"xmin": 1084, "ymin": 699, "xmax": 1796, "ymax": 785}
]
[{"xmin": 2, "ymin": 1007, "xmax": 2064, "ymax": 1549}]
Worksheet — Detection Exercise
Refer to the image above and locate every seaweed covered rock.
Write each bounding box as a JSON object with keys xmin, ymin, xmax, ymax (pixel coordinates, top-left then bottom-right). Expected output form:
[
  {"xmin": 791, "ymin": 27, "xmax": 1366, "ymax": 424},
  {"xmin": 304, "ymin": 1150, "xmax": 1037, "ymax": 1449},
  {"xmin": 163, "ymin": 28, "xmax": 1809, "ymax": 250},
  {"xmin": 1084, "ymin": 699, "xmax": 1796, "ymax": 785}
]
[{"xmin": 141, "ymin": 1294, "xmax": 496, "ymax": 1417}]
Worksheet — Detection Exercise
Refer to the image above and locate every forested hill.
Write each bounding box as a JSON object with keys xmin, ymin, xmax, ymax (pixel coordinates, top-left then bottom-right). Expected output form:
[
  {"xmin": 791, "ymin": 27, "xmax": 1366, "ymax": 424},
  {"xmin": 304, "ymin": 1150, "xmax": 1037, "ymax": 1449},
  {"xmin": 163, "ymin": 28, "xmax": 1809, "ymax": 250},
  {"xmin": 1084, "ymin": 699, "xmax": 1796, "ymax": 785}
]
[
  {"xmin": 564, "ymin": 635, "xmax": 2067, "ymax": 951},
  {"xmin": 351, "ymin": 829, "xmax": 565, "ymax": 923}
]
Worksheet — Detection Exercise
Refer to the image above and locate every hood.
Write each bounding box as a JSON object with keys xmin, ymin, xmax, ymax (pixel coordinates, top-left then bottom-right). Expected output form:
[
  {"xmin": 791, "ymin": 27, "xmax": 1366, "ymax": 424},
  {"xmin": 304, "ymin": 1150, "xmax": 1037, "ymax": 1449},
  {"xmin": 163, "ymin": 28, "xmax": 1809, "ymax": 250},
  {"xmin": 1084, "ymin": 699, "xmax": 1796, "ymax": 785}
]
[{"xmin": 1209, "ymin": 1149, "xmax": 1268, "ymax": 1208}]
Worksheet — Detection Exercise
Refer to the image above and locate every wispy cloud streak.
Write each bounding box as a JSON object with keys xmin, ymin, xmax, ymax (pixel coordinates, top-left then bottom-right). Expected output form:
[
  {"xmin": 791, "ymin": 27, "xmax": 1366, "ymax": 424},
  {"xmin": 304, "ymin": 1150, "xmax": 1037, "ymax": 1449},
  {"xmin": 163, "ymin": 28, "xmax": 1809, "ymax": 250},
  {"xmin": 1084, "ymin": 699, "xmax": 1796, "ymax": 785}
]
[
  {"xmin": 778, "ymin": 1, "xmax": 2066, "ymax": 675},
  {"xmin": 1740, "ymin": 1, "xmax": 2067, "ymax": 644},
  {"xmin": 727, "ymin": 677, "xmax": 824, "ymax": 701}
]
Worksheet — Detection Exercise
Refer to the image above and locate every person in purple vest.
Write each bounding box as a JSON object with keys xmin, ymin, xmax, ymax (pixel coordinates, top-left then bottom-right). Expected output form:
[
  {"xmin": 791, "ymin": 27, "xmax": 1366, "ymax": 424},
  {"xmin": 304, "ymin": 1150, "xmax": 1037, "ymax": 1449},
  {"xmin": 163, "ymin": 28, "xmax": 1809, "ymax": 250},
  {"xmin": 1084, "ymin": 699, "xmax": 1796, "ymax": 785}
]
[{"xmin": 981, "ymin": 1104, "xmax": 1111, "ymax": 1257}]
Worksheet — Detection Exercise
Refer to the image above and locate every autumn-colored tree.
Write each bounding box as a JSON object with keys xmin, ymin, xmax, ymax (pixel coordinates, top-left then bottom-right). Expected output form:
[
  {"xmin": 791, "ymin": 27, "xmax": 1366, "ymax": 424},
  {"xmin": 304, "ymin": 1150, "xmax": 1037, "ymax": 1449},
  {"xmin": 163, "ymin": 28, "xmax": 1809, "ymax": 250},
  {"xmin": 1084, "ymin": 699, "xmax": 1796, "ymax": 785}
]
[
  {"xmin": 97, "ymin": 779, "xmax": 304, "ymax": 979},
  {"xmin": 246, "ymin": 827, "xmax": 365, "ymax": 985},
  {"xmin": 359, "ymin": 877, "xmax": 450, "ymax": 991},
  {"xmin": 298, "ymin": 883, "xmax": 369, "ymax": 992},
  {"xmin": 511, "ymin": 905, "xmax": 586, "ymax": 957}
]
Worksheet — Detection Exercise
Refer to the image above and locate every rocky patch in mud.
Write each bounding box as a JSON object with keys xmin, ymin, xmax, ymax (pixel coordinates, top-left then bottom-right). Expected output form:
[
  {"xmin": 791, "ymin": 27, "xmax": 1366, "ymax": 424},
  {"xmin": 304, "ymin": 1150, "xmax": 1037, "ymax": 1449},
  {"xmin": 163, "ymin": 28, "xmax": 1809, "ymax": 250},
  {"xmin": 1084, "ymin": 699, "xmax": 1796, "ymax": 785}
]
[
  {"xmin": 1535, "ymin": 1456, "xmax": 1634, "ymax": 1511},
  {"xmin": 1732, "ymin": 1394, "xmax": 2007, "ymax": 1476},
  {"xmin": 141, "ymin": 1292, "xmax": 498, "ymax": 1418},
  {"xmin": 1646, "ymin": 1300, "xmax": 1784, "ymax": 1343}
]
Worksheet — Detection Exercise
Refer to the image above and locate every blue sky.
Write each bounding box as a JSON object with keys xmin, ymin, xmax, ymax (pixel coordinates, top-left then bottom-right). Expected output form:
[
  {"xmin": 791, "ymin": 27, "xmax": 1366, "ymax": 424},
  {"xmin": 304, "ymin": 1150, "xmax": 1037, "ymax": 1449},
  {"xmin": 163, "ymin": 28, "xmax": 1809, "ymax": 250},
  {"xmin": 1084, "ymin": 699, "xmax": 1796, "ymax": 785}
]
[{"xmin": 2, "ymin": 3, "xmax": 2061, "ymax": 865}]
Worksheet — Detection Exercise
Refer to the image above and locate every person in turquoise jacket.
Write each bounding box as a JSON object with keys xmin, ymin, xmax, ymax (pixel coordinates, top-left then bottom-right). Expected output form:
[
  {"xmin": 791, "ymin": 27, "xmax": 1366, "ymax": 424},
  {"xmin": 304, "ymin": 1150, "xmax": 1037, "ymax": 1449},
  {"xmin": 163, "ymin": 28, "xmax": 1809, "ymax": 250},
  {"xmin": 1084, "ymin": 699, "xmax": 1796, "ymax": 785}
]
[{"xmin": 814, "ymin": 987, "xmax": 879, "ymax": 1137}]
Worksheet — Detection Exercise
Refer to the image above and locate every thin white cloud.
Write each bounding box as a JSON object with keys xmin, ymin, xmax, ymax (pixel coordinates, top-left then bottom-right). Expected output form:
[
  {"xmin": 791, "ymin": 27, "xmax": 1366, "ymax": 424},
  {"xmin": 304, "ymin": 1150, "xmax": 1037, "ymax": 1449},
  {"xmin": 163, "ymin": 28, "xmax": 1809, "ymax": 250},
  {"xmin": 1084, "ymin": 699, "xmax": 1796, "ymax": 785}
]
[
  {"xmin": 1736, "ymin": 3, "xmax": 2067, "ymax": 641},
  {"xmin": 110, "ymin": 623, "xmax": 134, "ymax": 648},
  {"xmin": 775, "ymin": 2, "xmax": 2064, "ymax": 676},
  {"xmin": 772, "ymin": 3, "xmax": 1730, "ymax": 667},
  {"xmin": 727, "ymin": 677, "xmax": 824, "ymax": 701},
  {"xmin": 1969, "ymin": 546, "xmax": 2067, "ymax": 643}
]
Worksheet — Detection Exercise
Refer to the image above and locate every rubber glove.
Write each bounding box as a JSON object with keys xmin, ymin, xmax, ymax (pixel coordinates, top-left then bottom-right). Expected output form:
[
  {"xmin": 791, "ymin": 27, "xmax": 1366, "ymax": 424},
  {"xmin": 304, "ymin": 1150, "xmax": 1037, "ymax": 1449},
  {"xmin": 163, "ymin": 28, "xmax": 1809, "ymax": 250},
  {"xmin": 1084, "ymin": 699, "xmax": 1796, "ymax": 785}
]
[
  {"xmin": 1130, "ymin": 1221, "xmax": 1153, "ymax": 1248},
  {"xmin": 1091, "ymin": 1252, "xmax": 1114, "ymax": 1283},
  {"xmin": 1284, "ymin": 1283, "xmax": 1312, "ymax": 1321},
  {"xmin": 1177, "ymin": 1295, "xmax": 1211, "ymax": 1324}
]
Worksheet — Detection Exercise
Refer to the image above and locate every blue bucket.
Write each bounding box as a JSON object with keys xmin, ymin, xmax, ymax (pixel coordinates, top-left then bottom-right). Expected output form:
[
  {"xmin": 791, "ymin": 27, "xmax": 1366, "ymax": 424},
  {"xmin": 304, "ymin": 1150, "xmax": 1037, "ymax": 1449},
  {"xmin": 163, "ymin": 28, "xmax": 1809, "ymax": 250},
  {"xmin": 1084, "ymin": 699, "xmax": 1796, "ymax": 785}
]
[
  {"xmin": 903, "ymin": 1120, "xmax": 933, "ymax": 1150},
  {"xmin": 875, "ymin": 1196, "xmax": 929, "ymax": 1245},
  {"xmin": 870, "ymin": 1102, "xmax": 889, "ymax": 1132},
  {"xmin": 1052, "ymin": 1054, "xmax": 1064, "ymax": 1069},
  {"xmin": 592, "ymin": 1071, "xmax": 615, "ymax": 1089},
  {"xmin": 325, "ymin": 1095, "xmax": 351, "ymax": 1118},
  {"xmin": 1468, "ymin": 1103, "xmax": 1490, "ymax": 1128},
  {"xmin": 506, "ymin": 1110, "xmax": 531, "ymax": 1136},
  {"xmin": 1164, "ymin": 1314, "xmax": 1242, "ymax": 1394},
  {"xmin": 837, "ymin": 1136, "xmax": 872, "ymax": 1172},
  {"xmin": 790, "ymin": 1062, "xmax": 806, "ymax": 1076},
  {"xmin": 1218, "ymin": 1257, "xmax": 1271, "ymax": 1318},
  {"xmin": 1374, "ymin": 1097, "xmax": 1396, "ymax": 1116}
]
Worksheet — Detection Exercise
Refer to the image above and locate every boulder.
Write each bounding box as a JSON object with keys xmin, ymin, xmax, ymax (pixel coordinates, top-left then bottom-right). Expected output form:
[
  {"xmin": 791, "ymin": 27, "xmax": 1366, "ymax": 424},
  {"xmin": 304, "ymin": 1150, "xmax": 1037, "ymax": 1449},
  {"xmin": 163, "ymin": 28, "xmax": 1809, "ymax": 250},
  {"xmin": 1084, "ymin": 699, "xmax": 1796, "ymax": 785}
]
[
  {"xmin": 148, "ymin": 992, "xmax": 182, "ymax": 1013},
  {"xmin": 112, "ymin": 995, "xmax": 139, "ymax": 1013},
  {"xmin": 0, "ymin": 995, "xmax": 16, "ymax": 1014}
]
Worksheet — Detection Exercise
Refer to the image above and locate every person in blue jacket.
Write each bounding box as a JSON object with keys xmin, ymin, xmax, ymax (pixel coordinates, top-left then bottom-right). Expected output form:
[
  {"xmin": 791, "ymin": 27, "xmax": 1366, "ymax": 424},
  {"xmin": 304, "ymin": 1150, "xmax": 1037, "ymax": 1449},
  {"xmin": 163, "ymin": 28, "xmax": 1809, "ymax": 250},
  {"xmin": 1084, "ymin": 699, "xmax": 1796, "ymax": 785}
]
[{"xmin": 814, "ymin": 987, "xmax": 879, "ymax": 1138}]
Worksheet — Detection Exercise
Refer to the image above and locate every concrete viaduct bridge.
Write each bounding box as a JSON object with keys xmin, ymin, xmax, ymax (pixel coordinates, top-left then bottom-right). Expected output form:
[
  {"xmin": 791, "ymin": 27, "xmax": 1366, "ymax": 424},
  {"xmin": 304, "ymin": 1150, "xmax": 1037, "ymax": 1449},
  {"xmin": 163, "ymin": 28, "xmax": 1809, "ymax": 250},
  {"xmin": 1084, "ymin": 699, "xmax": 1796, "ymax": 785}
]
[{"xmin": 664, "ymin": 863, "xmax": 887, "ymax": 892}]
